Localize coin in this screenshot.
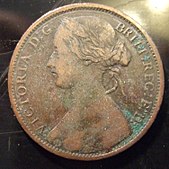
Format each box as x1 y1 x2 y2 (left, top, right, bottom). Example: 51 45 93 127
8 3 164 160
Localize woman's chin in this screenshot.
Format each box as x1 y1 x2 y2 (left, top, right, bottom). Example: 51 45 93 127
55 81 71 89
55 81 63 88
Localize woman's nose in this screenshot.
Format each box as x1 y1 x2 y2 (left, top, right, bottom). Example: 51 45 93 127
47 52 56 68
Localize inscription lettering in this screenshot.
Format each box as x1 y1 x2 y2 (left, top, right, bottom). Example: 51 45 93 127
18 66 27 71
115 22 125 33
28 37 40 48
20 98 29 105
36 125 46 134
140 98 152 111
122 27 133 37
115 22 134 38
25 109 34 117
23 107 46 135
42 25 52 35
20 55 31 66
17 85 27 96
144 82 154 91
115 21 147 55
31 117 39 124
143 61 153 71
145 73 154 81
130 34 137 42
15 31 52 137
16 55 32 106
16 74 26 84
129 53 155 124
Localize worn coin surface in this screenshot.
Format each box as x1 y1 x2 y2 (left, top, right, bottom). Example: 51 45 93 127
8 3 164 160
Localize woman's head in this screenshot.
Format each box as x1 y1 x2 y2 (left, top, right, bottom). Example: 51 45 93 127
47 16 131 92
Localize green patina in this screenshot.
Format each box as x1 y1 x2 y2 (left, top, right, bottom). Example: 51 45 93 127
143 54 151 61
112 109 150 150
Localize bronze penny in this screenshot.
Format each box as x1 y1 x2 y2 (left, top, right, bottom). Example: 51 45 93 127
8 3 164 160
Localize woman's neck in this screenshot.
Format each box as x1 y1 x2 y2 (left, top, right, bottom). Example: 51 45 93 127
70 73 107 110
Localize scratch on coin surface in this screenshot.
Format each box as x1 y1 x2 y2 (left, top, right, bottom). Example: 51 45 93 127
0 78 7 89
52 0 65 9
0 67 8 100
0 50 14 56
115 0 144 8
0 130 23 135
0 67 8 84
52 0 81 10
0 88 8 100
8 136 11 151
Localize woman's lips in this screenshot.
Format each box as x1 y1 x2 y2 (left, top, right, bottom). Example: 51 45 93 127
51 69 58 77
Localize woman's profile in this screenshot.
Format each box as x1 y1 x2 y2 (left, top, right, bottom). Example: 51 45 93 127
47 16 131 153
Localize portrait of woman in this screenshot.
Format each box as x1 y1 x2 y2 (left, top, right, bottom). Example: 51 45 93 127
47 16 131 153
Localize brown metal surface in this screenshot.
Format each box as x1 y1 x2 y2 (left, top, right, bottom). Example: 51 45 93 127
8 3 164 160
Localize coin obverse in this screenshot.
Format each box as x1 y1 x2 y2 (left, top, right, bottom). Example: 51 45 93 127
8 3 164 160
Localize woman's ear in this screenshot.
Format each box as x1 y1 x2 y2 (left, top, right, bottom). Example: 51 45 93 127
102 69 119 94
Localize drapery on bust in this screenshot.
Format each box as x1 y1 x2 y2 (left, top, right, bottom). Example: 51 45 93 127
47 16 131 153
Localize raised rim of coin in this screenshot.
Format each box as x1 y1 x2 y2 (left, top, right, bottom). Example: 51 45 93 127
8 3 164 160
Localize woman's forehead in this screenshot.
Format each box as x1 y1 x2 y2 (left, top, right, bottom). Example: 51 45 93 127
54 26 70 46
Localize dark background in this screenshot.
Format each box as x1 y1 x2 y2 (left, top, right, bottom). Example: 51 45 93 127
0 0 169 169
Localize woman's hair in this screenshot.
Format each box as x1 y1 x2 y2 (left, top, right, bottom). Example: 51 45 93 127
56 16 131 94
